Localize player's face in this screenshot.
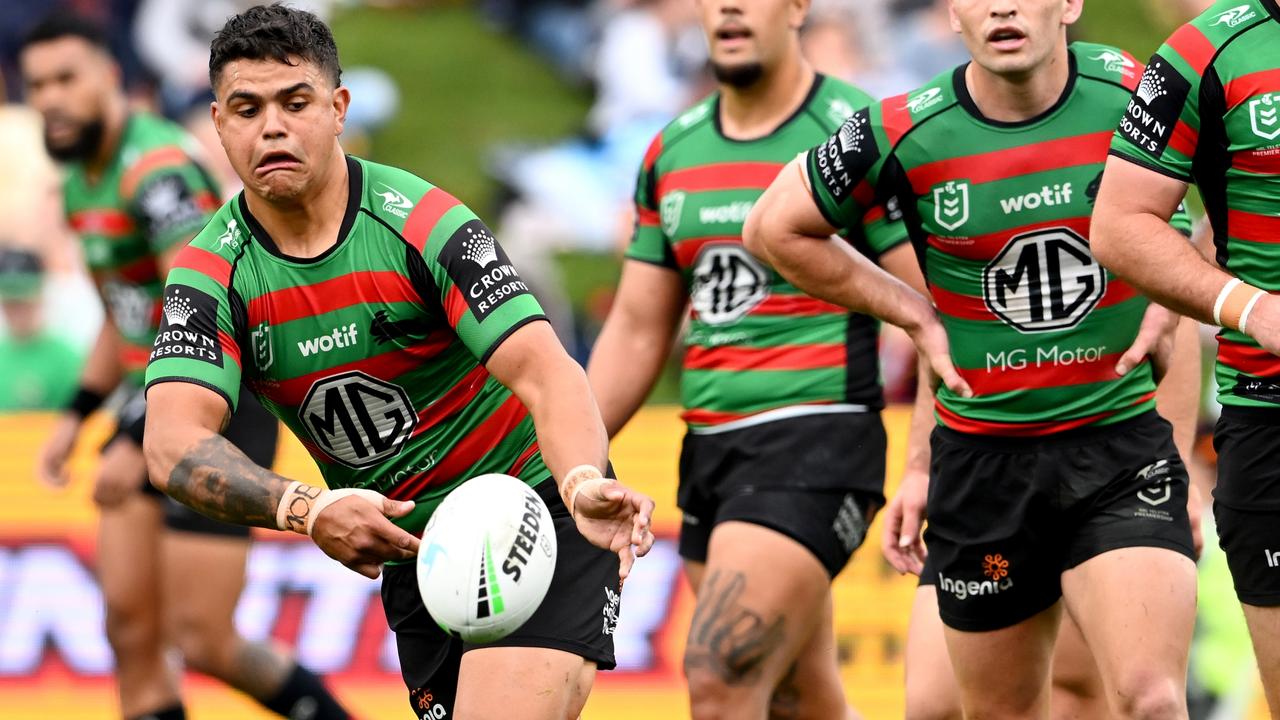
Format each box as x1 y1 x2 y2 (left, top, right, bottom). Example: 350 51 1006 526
20 37 115 162
697 0 809 87
949 0 1083 77
211 57 348 204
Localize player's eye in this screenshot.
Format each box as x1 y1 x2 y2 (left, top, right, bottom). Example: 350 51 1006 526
287 100 307 112
237 106 259 118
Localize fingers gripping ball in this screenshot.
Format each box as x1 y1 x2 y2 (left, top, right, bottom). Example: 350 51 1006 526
416 474 557 643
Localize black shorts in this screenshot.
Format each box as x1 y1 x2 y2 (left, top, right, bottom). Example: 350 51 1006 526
1213 408 1280 606
110 388 278 538
677 411 886 578
380 477 620 719
924 412 1195 632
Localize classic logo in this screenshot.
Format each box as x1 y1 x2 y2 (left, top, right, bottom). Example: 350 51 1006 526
299 371 416 468
826 97 855 125
677 103 710 128
1090 49 1136 77
690 244 769 325
250 320 273 371
1249 93 1280 141
660 191 686 237
216 219 242 252
933 181 970 232
374 183 414 219
983 228 1105 333
905 87 943 114
1212 4 1257 27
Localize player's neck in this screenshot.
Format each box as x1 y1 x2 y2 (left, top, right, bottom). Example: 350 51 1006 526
964 42 1071 124
718 53 814 141
244 148 350 258
84 97 129 182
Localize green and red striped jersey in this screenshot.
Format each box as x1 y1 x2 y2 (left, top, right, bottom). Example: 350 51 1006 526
1110 0 1280 411
627 75 907 430
144 156 550 533
62 113 221 384
807 43 1193 436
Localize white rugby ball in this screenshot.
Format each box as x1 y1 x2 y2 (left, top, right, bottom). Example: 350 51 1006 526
416 474 557 643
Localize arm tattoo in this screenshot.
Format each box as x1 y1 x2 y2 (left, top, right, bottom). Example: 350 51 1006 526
167 434 290 528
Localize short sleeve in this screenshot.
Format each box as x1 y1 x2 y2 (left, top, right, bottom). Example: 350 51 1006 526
805 106 886 232
1109 45 1203 181
624 133 678 269
1169 201 1195 237
860 195 909 258
126 150 219 255
405 191 547 363
145 243 243 411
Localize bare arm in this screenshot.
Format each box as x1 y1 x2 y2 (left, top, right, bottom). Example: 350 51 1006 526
144 382 418 578
487 320 655 579
1092 157 1280 351
587 261 686 437
745 159 970 397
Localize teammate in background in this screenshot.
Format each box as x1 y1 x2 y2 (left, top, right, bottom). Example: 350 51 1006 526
20 15 351 720
588 1 920 717
1091 0 1280 713
745 1 1201 718
141 6 654 720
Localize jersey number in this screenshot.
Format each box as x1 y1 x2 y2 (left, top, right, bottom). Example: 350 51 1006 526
982 228 1106 333
299 371 417 468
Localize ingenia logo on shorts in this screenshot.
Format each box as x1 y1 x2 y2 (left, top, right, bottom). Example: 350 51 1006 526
938 554 1013 600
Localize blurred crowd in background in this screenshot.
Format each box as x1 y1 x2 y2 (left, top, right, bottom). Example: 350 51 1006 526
0 0 1228 409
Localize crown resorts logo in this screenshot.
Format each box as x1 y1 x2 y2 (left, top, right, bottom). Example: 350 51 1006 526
163 288 198 327
1137 63 1170 105
461 225 499 267
838 112 867 153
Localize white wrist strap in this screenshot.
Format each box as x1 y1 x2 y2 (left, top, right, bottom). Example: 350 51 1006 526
306 488 386 536
1214 278 1243 326
1240 289 1267 335
276 481 385 536
562 465 605 518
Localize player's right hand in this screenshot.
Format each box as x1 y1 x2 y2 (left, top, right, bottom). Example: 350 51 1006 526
309 492 420 579
882 467 929 576
38 414 82 489
905 314 973 399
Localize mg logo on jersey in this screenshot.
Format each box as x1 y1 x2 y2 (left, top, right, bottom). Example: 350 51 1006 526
983 228 1105 333
250 321 273 371
690 245 768 325
374 183 414 218
933 181 970 231
300 371 417 468
1250 94 1280 141
905 87 943 114
1212 4 1257 27
660 191 685 237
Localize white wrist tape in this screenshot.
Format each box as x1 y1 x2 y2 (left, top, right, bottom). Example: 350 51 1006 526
561 465 605 518
276 481 386 536
1240 289 1267 335
1214 278 1243 326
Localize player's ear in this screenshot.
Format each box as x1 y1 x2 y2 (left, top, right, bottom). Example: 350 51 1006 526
332 85 350 137
210 100 223 133
948 0 962 34
1062 0 1084 26
790 0 811 30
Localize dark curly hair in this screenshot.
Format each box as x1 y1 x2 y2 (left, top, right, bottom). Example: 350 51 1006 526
209 3 342 89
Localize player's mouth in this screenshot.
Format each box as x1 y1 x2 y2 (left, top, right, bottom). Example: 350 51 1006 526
715 24 753 50
255 150 302 176
986 25 1028 52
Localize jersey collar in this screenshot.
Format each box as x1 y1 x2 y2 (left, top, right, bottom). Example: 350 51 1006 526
1264 0 1280 22
238 155 363 265
713 73 824 143
953 50 1078 130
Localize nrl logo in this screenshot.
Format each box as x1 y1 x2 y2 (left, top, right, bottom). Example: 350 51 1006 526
933 181 970 232
250 320 273 371
1249 93 1280 141
1212 4 1257 27
1090 50 1135 76
905 87 943 114
660 191 685 237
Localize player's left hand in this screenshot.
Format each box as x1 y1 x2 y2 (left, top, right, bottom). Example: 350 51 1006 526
94 436 147 508
570 476 656 583
1116 303 1179 380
